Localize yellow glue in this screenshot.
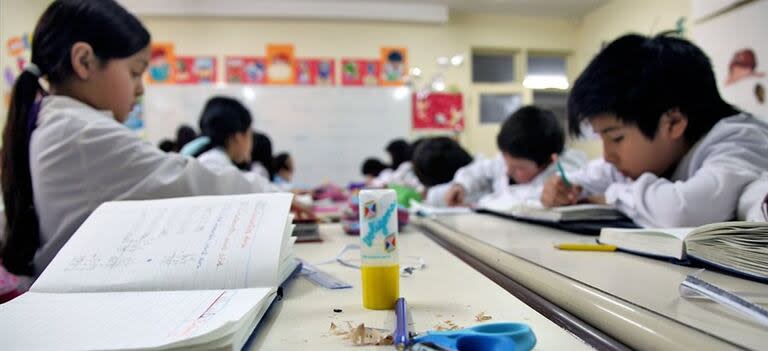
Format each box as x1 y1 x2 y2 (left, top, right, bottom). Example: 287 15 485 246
358 189 400 310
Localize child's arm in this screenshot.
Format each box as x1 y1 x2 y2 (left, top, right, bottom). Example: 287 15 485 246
447 155 502 205
541 159 626 207
606 161 759 228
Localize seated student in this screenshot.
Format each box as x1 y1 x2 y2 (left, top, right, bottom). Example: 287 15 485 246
361 158 390 185
0 0 301 277
370 138 423 191
250 132 274 179
411 137 474 206
272 152 294 191
196 97 276 189
541 34 768 228
444 106 586 207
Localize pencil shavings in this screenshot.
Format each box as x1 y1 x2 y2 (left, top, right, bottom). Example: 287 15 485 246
475 312 492 322
329 322 394 346
433 320 461 331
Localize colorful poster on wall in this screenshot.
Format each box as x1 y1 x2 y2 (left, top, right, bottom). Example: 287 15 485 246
412 92 464 131
5 34 30 57
380 47 407 86
266 44 295 84
175 56 217 84
225 56 267 84
3 32 31 108
147 43 175 84
295 58 335 86
341 59 380 86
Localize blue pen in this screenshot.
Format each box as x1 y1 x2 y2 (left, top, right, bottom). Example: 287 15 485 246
394 297 409 350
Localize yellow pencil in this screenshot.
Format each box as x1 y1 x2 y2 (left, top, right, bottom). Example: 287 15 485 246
555 243 617 251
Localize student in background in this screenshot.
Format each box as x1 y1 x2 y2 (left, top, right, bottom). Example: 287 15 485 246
175 124 197 152
370 138 422 191
361 158 389 185
541 34 768 228
250 131 274 180
0 0 301 277
412 137 474 206
444 106 586 207
272 152 294 191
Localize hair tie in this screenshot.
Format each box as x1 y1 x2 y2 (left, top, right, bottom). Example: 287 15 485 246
24 63 41 77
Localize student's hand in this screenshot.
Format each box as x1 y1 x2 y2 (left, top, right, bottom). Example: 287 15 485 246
541 175 582 207
445 184 467 207
291 199 316 221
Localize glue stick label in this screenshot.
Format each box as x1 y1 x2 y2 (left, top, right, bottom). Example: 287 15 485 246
359 189 399 266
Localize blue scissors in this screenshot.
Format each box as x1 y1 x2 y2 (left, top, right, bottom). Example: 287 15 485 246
408 322 536 351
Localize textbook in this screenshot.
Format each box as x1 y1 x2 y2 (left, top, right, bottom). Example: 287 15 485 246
476 200 638 235
0 193 299 350
599 221 768 282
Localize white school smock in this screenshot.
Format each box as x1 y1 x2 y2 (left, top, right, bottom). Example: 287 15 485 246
737 172 768 222
371 161 424 192
452 149 587 206
198 148 278 192
29 95 277 274
568 113 768 228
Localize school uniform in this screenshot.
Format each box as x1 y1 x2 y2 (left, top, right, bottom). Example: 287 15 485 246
371 161 424 192
452 149 587 206
569 113 768 228
251 162 270 180
29 95 276 274
738 172 768 222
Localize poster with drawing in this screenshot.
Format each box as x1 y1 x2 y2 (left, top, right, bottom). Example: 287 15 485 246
412 92 464 131
147 43 175 84
176 56 217 84
266 44 295 84
3 32 31 108
693 0 768 120
225 56 267 84
295 58 335 86
380 47 407 86
341 59 380 86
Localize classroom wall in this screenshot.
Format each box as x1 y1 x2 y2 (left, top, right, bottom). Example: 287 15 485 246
139 13 580 157
569 0 692 158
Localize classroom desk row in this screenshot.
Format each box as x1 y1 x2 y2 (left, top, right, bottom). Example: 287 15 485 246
247 223 594 350
414 214 768 351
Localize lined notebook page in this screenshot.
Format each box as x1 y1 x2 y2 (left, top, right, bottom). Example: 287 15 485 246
33 194 293 293
0 288 273 350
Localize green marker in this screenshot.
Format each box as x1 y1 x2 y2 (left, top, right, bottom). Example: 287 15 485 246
556 158 572 188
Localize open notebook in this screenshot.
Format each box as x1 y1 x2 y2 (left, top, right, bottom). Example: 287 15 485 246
483 200 626 222
600 221 768 282
0 193 299 350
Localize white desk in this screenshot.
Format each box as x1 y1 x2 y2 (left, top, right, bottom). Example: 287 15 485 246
247 224 593 350
418 214 768 351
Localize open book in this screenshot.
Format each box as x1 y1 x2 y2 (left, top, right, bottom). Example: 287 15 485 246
599 221 768 282
0 193 299 350
482 200 626 222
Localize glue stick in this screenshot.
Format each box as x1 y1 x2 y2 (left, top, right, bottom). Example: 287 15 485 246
358 189 400 310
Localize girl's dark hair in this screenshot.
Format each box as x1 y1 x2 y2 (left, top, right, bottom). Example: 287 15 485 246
272 152 292 177
412 137 473 187
1 0 150 276
252 132 275 179
386 139 412 169
361 157 389 177
199 96 252 149
175 124 197 150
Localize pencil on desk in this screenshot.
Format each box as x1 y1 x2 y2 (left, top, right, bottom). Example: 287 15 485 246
555 243 617 251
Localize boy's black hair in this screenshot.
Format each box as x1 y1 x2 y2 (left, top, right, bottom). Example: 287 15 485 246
568 34 739 141
361 158 389 177
412 137 473 187
496 105 564 167
386 139 412 169
1 0 150 276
